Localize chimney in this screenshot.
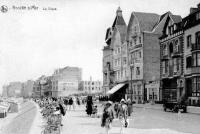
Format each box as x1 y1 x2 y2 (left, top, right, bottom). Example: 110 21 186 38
190 7 198 14
198 3 200 9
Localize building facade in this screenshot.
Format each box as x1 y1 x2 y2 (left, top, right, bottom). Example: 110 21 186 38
3 82 23 97
127 12 166 103
21 80 34 98
160 13 184 103
183 3 200 106
52 66 82 97
80 80 103 94
103 7 128 100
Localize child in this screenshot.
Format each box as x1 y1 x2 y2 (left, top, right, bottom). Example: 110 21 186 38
92 105 98 117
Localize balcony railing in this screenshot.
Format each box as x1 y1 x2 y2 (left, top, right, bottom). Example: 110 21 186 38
171 51 182 58
191 43 200 51
161 55 169 60
191 66 200 74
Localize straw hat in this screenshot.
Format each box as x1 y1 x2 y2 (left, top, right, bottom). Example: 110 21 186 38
120 99 125 103
106 101 112 105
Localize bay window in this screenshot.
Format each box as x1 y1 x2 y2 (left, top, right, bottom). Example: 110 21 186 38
192 52 200 66
173 58 177 73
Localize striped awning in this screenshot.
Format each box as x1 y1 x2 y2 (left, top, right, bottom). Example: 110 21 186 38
107 84 125 94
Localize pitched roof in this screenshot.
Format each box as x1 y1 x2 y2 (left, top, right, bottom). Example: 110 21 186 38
133 12 160 32
116 25 127 43
170 15 182 23
112 15 126 27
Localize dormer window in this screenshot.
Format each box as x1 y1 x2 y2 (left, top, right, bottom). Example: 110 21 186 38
166 26 169 35
196 12 200 20
174 24 177 31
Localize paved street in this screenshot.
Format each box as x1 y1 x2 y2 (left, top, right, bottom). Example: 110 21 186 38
61 104 200 134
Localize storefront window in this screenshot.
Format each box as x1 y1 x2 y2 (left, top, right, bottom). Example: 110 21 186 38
197 77 200 92
197 53 200 66
192 77 196 93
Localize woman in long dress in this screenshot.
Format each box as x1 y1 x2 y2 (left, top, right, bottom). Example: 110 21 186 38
101 101 114 134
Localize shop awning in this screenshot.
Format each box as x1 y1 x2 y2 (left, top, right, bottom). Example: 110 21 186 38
107 83 125 94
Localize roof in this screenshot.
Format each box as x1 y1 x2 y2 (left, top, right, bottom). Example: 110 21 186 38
112 16 126 27
116 25 127 43
133 12 160 32
170 15 182 23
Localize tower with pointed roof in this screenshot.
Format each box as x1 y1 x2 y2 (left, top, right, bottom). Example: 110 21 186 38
102 7 128 100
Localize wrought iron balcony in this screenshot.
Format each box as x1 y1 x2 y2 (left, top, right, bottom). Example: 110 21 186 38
191 66 200 74
191 43 200 51
171 51 182 58
161 55 169 60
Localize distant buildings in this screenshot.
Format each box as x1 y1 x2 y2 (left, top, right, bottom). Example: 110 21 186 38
79 78 103 94
21 80 34 98
51 66 82 97
32 75 52 98
2 82 23 97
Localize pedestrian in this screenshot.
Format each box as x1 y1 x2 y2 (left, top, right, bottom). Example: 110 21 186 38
101 101 114 134
72 96 76 110
64 98 69 110
69 97 73 111
117 99 128 134
86 96 93 116
114 102 119 118
127 98 133 116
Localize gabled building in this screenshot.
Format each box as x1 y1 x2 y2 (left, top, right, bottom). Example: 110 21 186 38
127 12 165 103
159 12 184 103
183 3 200 106
103 7 128 101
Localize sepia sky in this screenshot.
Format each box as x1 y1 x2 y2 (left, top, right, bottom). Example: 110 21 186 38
0 0 199 93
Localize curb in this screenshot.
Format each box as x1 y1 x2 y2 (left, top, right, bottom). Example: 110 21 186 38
29 101 43 134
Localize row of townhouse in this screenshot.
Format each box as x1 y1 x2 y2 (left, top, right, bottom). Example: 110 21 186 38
103 3 200 105
32 66 82 98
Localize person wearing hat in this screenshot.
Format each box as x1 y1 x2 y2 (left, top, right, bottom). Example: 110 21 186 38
101 101 114 134
117 99 128 134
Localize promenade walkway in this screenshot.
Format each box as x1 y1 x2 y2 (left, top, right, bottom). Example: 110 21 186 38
61 105 189 134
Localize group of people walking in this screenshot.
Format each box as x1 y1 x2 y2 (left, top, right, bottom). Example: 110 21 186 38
101 98 133 134
34 96 132 134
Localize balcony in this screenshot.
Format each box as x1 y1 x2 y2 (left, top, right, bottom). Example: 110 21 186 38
162 73 169 78
161 55 169 60
191 66 200 74
171 51 182 58
191 43 200 52
134 43 142 49
173 70 181 77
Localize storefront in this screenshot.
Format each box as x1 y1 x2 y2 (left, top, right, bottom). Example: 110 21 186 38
146 81 160 102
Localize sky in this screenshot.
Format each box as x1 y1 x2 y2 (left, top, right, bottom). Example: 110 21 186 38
0 0 199 93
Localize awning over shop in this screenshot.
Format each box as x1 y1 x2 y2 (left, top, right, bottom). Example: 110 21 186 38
107 83 125 95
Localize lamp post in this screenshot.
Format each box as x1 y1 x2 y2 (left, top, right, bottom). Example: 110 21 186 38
130 63 134 102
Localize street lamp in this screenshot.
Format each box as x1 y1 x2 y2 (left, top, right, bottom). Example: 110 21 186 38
130 63 134 102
